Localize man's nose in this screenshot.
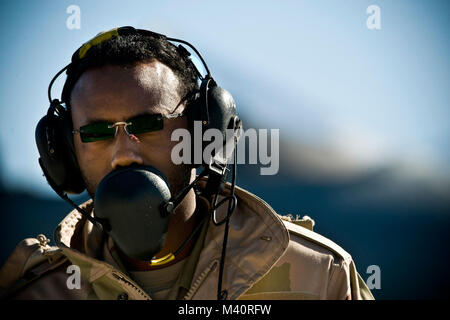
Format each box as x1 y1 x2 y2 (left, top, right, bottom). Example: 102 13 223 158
110 126 144 170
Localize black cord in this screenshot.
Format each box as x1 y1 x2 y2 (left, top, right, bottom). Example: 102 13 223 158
56 191 105 230
163 169 208 216
48 64 70 103
216 139 238 300
166 37 211 77
173 215 208 257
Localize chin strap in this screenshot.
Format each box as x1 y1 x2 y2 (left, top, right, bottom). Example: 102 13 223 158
56 190 110 231
38 154 109 232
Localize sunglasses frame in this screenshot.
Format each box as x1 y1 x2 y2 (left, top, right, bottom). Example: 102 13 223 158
72 112 184 143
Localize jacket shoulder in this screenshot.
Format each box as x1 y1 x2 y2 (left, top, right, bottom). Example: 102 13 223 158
278 214 352 262
0 234 67 298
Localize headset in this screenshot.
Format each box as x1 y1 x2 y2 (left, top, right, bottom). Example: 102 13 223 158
36 26 241 196
35 26 242 300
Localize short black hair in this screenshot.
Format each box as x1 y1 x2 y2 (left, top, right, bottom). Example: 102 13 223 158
61 32 199 105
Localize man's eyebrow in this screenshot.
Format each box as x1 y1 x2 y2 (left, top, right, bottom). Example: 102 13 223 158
126 111 160 120
81 118 113 126
83 111 160 125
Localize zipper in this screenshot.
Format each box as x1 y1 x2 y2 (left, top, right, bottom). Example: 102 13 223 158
111 272 152 300
183 259 219 300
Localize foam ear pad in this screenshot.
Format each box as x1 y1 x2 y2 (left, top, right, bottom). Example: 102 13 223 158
35 107 85 194
206 86 237 135
186 80 237 168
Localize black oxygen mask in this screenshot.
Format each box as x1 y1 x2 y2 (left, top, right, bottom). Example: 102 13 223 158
93 165 172 261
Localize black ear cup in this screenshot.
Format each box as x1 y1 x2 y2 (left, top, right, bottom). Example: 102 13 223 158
35 103 85 194
207 85 238 134
186 78 239 168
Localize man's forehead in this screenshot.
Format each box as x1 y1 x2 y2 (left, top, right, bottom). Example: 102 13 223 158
70 61 181 122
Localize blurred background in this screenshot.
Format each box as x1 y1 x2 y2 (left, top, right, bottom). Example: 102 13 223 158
0 0 449 299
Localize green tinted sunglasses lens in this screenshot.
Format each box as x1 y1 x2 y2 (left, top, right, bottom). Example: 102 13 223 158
77 114 170 143
79 122 115 142
126 114 164 134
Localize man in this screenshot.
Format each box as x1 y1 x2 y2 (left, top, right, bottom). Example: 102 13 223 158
0 27 373 300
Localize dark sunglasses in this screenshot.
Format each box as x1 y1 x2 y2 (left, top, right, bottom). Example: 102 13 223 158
72 112 184 143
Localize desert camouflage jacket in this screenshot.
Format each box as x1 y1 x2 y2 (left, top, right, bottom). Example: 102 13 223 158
0 182 374 300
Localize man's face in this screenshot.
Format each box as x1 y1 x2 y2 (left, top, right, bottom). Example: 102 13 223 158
70 61 192 198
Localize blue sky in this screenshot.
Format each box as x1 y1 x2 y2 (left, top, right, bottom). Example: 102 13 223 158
0 0 448 197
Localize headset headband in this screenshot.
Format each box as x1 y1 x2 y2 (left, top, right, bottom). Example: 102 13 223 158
48 26 211 105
